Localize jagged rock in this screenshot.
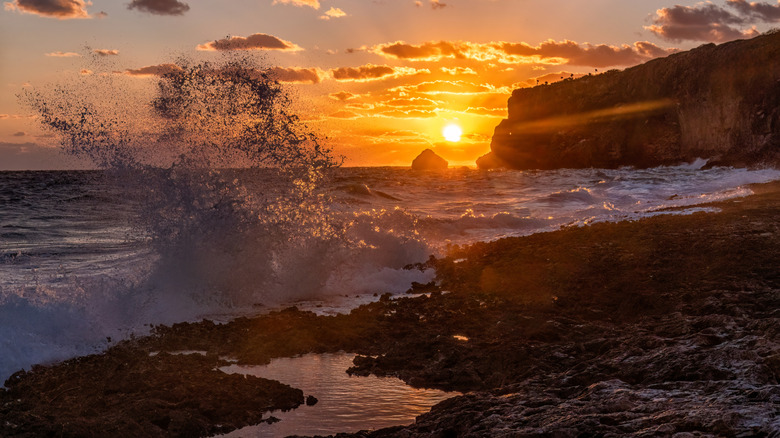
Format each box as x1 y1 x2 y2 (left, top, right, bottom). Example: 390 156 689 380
488 32 780 170
411 149 448 171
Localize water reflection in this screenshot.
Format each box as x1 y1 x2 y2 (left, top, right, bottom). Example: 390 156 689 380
217 352 457 437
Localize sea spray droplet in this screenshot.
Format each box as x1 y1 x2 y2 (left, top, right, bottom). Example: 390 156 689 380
23 55 346 307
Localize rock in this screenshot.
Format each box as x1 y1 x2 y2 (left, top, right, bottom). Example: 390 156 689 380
475 152 507 170
305 395 318 406
411 149 448 171
489 32 780 170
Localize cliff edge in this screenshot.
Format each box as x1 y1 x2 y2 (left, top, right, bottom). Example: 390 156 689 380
482 32 780 169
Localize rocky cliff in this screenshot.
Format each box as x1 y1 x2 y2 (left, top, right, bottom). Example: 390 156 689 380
481 32 780 169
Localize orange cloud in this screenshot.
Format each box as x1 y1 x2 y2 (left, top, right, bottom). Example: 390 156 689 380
273 0 319 9
127 0 189 15
4 0 91 19
267 66 323 84
123 63 183 77
45 51 81 57
440 66 477 75
196 33 303 52
393 80 506 95
373 39 675 68
93 49 119 56
330 64 428 82
320 6 346 20
329 110 361 119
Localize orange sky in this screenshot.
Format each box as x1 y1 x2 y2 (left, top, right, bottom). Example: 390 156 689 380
1 0 778 168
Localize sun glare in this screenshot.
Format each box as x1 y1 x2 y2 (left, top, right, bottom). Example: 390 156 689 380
443 124 462 142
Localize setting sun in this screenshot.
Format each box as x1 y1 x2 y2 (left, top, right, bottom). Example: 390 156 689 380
443 124 463 142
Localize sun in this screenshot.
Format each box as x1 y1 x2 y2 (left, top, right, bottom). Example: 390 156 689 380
442 124 462 142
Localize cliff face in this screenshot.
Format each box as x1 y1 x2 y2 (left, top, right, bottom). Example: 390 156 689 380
483 32 780 169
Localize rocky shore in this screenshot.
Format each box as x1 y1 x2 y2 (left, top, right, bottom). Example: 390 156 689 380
2 182 780 437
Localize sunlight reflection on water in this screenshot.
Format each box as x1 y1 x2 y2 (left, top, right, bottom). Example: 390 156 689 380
217 352 458 437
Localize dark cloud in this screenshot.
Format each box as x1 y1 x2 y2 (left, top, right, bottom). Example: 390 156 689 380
123 63 183 77
645 2 777 42
331 65 396 81
728 0 780 21
197 33 302 52
375 41 466 61
4 0 91 19
266 67 323 84
329 65 428 82
127 0 190 16
496 40 676 67
329 91 357 101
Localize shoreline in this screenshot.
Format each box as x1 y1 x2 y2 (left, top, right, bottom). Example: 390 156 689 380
2 181 779 436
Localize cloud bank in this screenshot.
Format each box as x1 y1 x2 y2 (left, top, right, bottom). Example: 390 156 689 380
646 0 780 42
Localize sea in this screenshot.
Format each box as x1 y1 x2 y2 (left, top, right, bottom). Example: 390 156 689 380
2 163 779 385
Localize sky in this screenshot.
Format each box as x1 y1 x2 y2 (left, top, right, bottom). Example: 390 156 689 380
1 0 779 169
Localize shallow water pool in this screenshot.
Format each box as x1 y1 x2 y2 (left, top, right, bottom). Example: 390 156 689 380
217 352 457 437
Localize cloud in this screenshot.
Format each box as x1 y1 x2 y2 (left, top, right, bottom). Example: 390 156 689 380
45 51 81 57
93 49 119 56
267 67 323 84
374 41 469 61
196 33 303 52
373 39 676 68
320 6 346 20
645 2 773 42
728 0 780 21
330 64 428 82
123 63 183 77
440 66 477 75
496 40 677 67
273 0 319 9
328 110 361 119
127 0 189 16
415 0 446 9
329 91 357 101
4 0 91 19
391 80 506 95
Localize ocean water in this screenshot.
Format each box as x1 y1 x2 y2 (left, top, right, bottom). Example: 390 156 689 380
1 164 779 383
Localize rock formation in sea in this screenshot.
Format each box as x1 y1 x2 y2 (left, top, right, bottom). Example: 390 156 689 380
411 149 448 171
480 31 780 170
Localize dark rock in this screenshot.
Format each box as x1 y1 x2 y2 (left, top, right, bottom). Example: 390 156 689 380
411 149 448 171
306 395 318 406
488 32 780 170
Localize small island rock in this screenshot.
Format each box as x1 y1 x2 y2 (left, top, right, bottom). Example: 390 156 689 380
411 149 448 171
